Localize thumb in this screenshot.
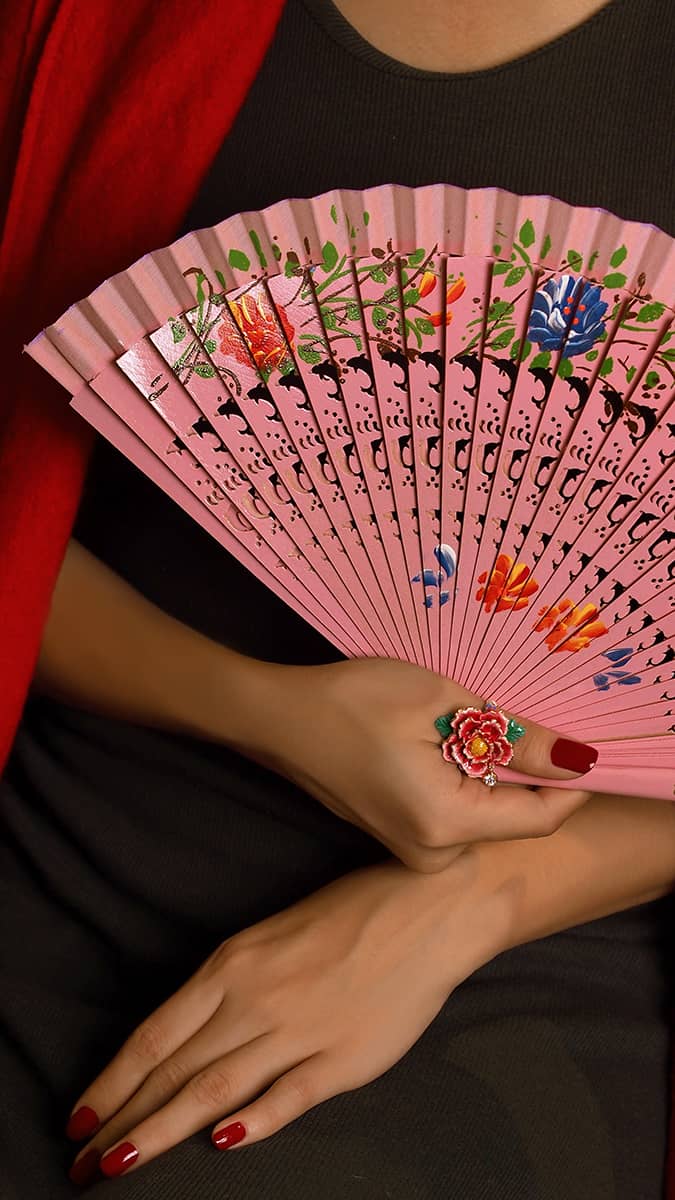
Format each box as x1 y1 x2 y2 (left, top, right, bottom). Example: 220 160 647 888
503 711 599 781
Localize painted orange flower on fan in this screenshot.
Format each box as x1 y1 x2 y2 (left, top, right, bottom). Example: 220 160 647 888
414 272 466 325
430 275 466 326
534 599 608 652
218 288 295 374
476 553 539 612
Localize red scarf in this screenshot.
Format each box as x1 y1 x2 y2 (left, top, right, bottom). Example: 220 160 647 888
1 5 674 1184
0 0 285 765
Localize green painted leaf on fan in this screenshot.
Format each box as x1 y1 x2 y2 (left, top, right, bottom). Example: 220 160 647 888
284 260 296 278
488 299 514 319
321 306 337 330
271 243 282 261
492 261 510 275
403 288 420 306
530 351 551 369
509 337 531 362
382 286 399 303
539 233 552 258
297 345 322 365
587 249 599 271
609 244 627 268
599 355 614 377
585 349 599 361
228 248 250 272
346 302 360 321
567 249 583 272
625 365 637 381
170 321 186 344
504 265 527 287
557 357 574 379
485 300 511 319
603 272 627 288
407 248 426 266
491 327 515 349
204 339 216 353
370 267 388 284
492 244 502 256
248 230 267 269
321 241 339 272
636 302 666 323
416 317 435 335
363 211 370 225
519 219 535 248
644 370 660 388
661 348 675 361
215 269 227 289
433 714 453 739
194 363 216 378
371 306 388 329
330 204 338 224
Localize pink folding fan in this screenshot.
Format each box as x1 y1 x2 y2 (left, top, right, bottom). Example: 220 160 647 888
27 184 675 800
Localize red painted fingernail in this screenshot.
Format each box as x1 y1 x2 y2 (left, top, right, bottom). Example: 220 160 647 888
100 1141 139 1177
551 738 598 774
66 1105 100 1142
212 1121 247 1150
68 1148 101 1187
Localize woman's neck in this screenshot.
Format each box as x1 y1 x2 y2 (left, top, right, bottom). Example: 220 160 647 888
329 0 614 72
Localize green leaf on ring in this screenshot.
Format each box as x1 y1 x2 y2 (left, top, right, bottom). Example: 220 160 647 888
434 714 454 739
506 718 526 744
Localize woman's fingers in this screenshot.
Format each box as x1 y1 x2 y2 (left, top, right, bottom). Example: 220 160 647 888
66 968 222 1141
211 1053 335 1150
69 1011 262 1183
453 775 591 843
501 713 598 781
78 1037 304 1179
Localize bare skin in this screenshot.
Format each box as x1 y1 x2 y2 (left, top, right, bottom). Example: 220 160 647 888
332 0 613 73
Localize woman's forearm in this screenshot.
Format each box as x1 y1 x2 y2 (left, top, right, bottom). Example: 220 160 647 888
469 791 675 951
34 539 277 753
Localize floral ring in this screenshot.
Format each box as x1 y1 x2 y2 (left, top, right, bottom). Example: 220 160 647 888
434 701 525 787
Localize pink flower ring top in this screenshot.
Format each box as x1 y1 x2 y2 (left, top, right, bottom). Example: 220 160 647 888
434 703 526 787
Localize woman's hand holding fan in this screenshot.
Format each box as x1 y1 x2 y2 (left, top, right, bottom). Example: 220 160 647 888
261 657 595 872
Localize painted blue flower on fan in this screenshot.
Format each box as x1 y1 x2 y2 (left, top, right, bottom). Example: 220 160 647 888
527 276 608 358
412 544 456 608
593 647 642 692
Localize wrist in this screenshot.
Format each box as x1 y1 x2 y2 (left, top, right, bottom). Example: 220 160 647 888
390 846 518 984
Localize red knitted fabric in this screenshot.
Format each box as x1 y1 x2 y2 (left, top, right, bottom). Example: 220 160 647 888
0 0 285 766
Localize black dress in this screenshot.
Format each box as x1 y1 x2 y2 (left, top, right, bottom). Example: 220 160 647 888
2 2 674 1197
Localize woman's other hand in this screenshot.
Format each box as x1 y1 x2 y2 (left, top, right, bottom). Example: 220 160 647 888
66 851 509 1184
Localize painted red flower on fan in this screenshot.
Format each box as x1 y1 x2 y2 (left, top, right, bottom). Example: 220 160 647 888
476 553 539 612
534 599 608 652
218 289 295 373
442 706 514 777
